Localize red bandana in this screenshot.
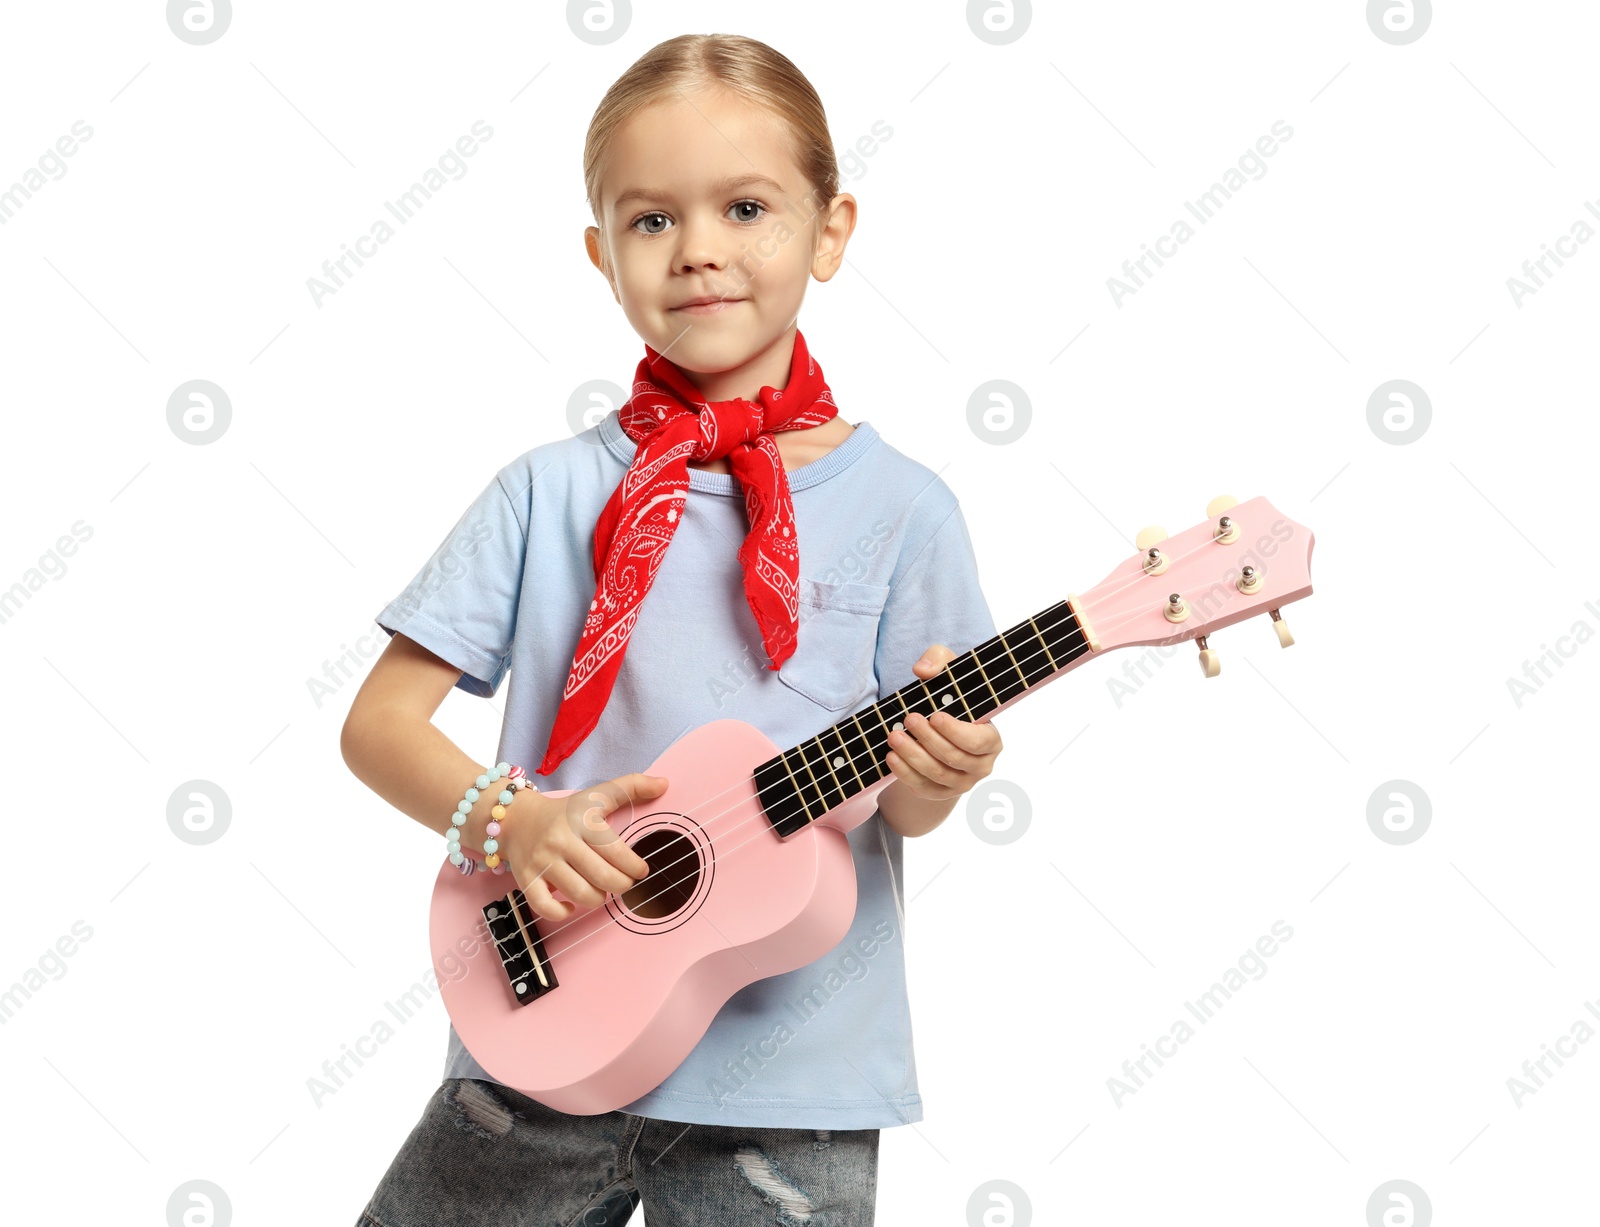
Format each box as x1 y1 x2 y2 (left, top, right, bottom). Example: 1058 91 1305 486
536 330 838 776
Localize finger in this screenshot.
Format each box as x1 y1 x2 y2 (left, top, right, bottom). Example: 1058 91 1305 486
885 746 958 798
589 833 652 881
569 837 648 895
574 797 648 872
924 710 1001 757
544 860 607 911
898 711 985 775
570 774 668 843
886 721 964 788
572 784 655 878
912 644 954 674
613 771 671 805
513 867 571 923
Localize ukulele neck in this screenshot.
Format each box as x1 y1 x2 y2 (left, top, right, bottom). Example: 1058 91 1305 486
754 598 1093 837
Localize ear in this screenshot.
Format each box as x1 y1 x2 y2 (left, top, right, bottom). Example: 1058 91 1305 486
585 226 619 303
809 193 858 283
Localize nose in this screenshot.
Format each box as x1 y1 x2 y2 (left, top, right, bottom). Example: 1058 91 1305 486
673 208 728 275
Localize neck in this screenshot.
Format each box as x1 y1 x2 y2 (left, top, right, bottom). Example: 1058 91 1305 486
669 327 799 404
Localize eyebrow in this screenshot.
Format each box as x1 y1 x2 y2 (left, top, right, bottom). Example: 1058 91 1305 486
611 173 786 216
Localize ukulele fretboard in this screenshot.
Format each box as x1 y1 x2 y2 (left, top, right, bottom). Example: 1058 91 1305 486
754 599 1090 836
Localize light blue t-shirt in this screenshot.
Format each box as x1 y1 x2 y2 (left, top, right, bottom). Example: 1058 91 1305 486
375 408 997 1129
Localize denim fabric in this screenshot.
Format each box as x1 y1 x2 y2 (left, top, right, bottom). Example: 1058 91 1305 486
356 1077 880 1226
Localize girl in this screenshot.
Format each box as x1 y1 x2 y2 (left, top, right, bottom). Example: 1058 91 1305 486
343 33 1004 1226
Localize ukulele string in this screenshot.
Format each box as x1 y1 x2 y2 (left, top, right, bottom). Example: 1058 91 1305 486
496 526 1269 948
523 587 1188 955
505 530 1270 952
519 519 1248 911
492 536 1262 958
495 594 1091 934
537 518 1242 896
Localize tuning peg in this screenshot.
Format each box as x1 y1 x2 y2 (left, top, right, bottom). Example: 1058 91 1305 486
1206 494 1238 519
1236 565 1262 594
1196 634 1220 677
1135 525 1167 552
1269 608 1294 647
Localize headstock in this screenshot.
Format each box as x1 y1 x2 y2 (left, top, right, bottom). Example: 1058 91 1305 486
1067 494 1314 676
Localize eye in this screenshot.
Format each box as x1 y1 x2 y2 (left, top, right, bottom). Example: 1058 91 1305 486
627 200 769 235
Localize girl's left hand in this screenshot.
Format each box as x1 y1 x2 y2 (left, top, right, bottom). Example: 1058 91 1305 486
884 644 1004 801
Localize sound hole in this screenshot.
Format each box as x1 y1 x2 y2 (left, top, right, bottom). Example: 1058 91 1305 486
620 828 699 919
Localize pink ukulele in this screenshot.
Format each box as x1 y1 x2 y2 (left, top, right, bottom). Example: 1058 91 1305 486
430 494 1314 1113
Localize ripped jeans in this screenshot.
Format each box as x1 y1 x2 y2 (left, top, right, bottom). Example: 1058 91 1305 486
355 1077 880 1227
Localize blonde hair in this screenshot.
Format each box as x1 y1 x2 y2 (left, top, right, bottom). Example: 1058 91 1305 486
583 34 841 246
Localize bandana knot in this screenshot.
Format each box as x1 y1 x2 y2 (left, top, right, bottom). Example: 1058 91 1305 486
536 330 838 776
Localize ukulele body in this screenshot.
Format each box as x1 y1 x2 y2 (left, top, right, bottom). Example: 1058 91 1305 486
428 717 892 1115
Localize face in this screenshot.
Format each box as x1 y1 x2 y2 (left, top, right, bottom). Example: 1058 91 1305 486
585 86 857 399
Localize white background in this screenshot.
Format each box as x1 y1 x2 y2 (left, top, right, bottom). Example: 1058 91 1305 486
2 2 1595 1224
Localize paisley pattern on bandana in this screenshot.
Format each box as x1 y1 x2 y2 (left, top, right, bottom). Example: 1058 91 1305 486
537 330 838 776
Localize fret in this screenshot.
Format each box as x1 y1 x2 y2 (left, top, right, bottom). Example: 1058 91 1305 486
869 697 895 744
894 684 936 727
886 688 910 729
996 627 1033 695
1028 612 1061 675
809 729 851 814
945 646 992 719
962 639 1004 710
848 710 882 786
1006 623 1044 690
756 600 1093 839
973 636 1025 706
918 670 964 722
754 752 810 837
765 749 815 837
867 689 917 793
860 700 896 792
775 747 816 825
788 741 837 822
828 721 867 792
1009 623 1042 688
1035 600 1082 678
944 663 976 720
1014 611 1061 688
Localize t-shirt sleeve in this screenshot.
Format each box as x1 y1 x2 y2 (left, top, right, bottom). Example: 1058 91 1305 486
373 469 529 698
874 502 999 701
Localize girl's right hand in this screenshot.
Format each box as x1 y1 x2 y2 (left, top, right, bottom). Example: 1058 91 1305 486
501 772 664 921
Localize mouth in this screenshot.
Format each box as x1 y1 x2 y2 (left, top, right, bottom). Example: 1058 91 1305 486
670 297 747 314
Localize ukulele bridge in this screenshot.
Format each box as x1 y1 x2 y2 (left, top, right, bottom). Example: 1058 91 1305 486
483 893 558 1007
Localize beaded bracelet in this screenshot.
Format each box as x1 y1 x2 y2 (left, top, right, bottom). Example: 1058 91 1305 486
446 761 538 877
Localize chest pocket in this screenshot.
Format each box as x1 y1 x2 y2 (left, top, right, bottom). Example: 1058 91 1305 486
776 577 892 711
